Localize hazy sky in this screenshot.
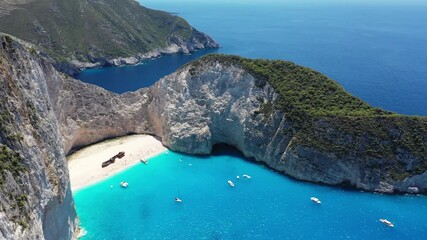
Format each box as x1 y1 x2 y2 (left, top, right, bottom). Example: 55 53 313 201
141 0 427 5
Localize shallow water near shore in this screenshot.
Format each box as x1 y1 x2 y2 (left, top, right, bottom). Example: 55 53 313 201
74 147 427 240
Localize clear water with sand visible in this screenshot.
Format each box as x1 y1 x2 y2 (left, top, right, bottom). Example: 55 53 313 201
74 147 427 240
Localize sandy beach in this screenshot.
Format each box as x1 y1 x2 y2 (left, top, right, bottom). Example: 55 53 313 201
67 134 166 191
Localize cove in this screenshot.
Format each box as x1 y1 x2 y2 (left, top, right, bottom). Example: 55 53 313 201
73 146 427 240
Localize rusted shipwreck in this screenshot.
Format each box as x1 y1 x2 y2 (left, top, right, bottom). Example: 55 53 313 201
102 151 125 168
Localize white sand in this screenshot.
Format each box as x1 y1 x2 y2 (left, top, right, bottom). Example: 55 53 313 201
67 134 166 191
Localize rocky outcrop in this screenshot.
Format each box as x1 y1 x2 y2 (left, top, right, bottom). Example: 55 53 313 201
54 28 219 76
0 35 77 239
145 60 427 194
54 56 427 194
0 0 219 76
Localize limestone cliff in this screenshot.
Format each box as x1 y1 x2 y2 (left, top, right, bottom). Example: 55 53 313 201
0 35 77 239
1 34 426 239
146 57 427 194
56 55 427 194
0 35 427 239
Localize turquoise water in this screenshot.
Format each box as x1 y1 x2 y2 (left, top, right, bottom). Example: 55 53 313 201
76 2 427 116
74 2 427 239
74 147 427 240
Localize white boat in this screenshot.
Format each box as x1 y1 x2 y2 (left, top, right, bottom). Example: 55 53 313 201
120 181 129 188
174 197 182 203
243 174 252 179
228 180 235 187
310 197 321 204
236 175 240 179
379 219 394 227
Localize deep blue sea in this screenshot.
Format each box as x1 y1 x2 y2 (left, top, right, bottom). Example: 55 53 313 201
76 1 427 116
74 148 427 240
73 2 427 239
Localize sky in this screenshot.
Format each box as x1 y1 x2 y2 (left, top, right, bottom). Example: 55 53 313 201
141 0 427 6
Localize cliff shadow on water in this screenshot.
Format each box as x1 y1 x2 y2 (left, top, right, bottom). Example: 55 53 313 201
211 143 247 158
209 143 370 195
210 143 422 195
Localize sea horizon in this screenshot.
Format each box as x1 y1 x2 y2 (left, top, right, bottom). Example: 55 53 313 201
77 1 427 116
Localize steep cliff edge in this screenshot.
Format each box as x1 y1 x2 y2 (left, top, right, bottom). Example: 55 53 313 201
147 56 427 194
0 0 219 75
0 35 77 239
1 34 426 238
54 54 427 194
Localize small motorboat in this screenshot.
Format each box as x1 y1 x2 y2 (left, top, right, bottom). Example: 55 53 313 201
243 174 252 179
379 219 394 228
174 197 182 203
236 175 240 179
228 180 235 187
120 181 129 188
310 197 321 204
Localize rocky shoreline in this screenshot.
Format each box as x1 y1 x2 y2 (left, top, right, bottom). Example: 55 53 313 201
0 0 220 77
54 28 220 76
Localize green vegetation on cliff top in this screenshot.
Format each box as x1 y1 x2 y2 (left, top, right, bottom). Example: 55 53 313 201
0 0 198 63
196 54 393 117
192 55 427 178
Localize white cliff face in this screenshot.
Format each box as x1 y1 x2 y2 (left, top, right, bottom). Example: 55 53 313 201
149 63 403 193
54 58 427 194
152 62 427 194
0 35 77 239
1 34 426 240
149 62 281 156
55 77 154 154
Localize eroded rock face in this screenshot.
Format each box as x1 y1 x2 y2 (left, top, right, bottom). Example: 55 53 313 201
1 32 426 240
146 63 427 194
0 35 77 239
55 58 427 194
